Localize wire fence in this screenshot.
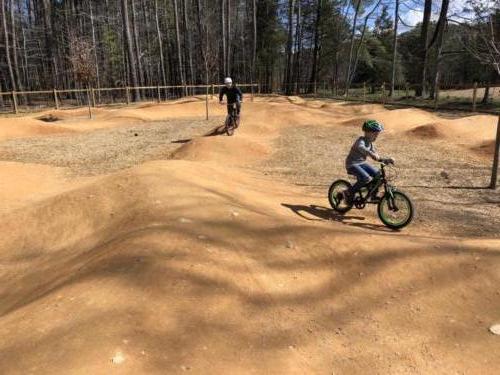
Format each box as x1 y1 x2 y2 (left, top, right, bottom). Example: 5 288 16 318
0 84 259 114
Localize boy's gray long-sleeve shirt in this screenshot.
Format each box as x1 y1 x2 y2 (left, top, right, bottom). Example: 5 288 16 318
345 136 378 168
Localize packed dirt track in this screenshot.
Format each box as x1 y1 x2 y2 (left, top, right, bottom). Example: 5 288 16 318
0 97 499 374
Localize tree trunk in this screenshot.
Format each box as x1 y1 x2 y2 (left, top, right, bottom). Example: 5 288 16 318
310 0 322 92
89 1 100 92
390 0 399 97
345 0 362 96
482 84 491 104
41 0 57 89
284 0 295 95
252 0 257 82
293 1 302 93
172 0 186 94
131 0 144 88
221 0 226 77
182 0 194 86
430 20 447 100
416 0 432 97
2 0 17 91
9 0 23 93
491 115 500 189
155 0 167 87
227 0 231 75
121 0 141 100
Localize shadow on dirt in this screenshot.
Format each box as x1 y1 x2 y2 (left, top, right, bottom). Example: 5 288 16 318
281 203 394 233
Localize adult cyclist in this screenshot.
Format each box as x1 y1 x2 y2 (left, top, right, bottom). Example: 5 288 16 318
219 77 243 118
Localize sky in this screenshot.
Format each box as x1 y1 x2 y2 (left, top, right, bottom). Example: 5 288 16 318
399 0 471 28
357 0 484 33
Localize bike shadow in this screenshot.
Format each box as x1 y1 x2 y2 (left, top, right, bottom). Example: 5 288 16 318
172 125 227 144
281 203 396 233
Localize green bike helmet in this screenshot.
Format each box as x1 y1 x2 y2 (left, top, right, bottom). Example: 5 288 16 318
362 119 384 132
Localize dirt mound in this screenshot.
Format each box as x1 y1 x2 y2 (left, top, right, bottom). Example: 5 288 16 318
0 118 74 141
287 96 306 104
171 135 270 164
321 102 387 116
407 123 444 138
2 96 500 374
471 139 496 156
37 114 61 122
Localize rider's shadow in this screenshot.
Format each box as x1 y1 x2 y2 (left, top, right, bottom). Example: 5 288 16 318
281 203 394 232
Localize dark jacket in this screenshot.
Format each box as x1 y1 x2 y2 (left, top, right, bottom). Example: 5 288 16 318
219 86 243 104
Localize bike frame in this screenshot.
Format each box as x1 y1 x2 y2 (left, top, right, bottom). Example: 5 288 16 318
226 103 239 129
354 164 395 205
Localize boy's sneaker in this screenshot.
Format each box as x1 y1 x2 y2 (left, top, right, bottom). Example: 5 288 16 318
340 190 353 205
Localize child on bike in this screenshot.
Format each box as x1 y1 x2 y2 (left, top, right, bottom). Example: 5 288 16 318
219 77 243 116
343 120 394 202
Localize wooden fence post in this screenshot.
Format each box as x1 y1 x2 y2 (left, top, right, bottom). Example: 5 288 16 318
381 83 386 104
251 83 255 102
472 82 478 111
434 78 440 111
363 82 366 101
157 85 161 103
205 86 209 120
87 89 92 119
125 87 130 105
12 91 18 114
490 114 500 189
405 82 409 98
53 89 59 110
90 87 96 107
211 84 214 99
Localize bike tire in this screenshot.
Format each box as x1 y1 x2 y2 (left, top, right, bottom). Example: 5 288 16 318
225 117 234 136
377 191 414 229
328 179 353 213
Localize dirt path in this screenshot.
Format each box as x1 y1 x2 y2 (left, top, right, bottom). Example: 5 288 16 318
0 118 221 176
261 124 500 238
0 98 499 374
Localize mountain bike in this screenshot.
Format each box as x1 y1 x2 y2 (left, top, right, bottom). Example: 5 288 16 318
328 162 414 229
224 102 240 136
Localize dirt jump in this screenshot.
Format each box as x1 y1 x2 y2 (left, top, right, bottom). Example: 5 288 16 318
0 97 499 374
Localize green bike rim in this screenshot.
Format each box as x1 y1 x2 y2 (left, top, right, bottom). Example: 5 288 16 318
379 193 412 227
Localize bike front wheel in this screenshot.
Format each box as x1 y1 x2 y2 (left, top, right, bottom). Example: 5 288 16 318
328 179 353 213
225 117 235 136
377 191 414 229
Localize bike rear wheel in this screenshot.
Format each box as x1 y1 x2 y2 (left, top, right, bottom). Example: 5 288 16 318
225 117 235 136
328 179 353 213
377 191 414 229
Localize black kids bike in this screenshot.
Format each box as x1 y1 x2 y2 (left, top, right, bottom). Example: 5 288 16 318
224 102 240 136
328 162 414 229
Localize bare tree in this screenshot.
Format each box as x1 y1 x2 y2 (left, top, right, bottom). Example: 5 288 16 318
452 0 500 188
121 0 140 100
172 0 186 94
416 0 432 97
1 0 16 91
221 0 227 77
390 0 399 97
68 34 96 117
155 0 167 87
284 0 295 95
310 0 323 92
345 0 362 97
89 1 100 94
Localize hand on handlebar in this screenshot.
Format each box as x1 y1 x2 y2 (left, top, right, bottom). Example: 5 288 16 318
382 157 395 165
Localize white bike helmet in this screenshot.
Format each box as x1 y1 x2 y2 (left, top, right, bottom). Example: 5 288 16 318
224 77 233 87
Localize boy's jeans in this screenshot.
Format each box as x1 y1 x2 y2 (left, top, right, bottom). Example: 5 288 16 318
347 162 379 195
